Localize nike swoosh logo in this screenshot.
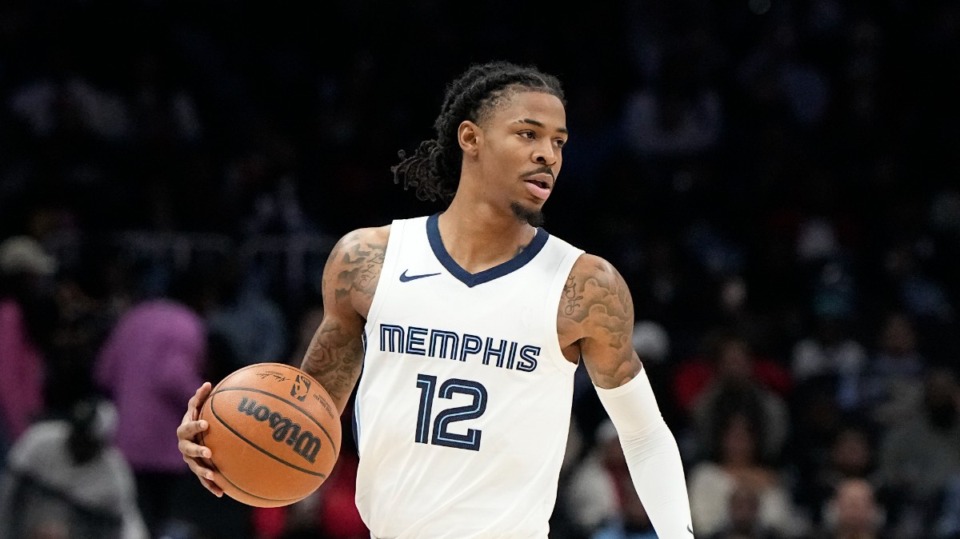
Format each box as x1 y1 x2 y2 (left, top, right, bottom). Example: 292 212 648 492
399 269 441 282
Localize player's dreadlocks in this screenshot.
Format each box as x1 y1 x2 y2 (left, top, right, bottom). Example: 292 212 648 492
391 61 565 203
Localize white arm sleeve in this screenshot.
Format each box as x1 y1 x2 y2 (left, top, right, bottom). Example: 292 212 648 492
594 369 694 539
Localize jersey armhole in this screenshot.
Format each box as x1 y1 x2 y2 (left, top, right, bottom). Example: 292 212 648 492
364 220 402 334
541 248 585 375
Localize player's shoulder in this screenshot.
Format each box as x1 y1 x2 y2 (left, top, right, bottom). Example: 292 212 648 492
324 225 391 276
557 251 633 342
331 225 390 255
336 224 391 247
540 228 624 287
568 251 624 286
334 212 437 248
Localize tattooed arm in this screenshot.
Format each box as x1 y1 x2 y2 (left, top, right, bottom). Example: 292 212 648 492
176 226 389 496
559 253 642 389
300 226 388 413
560 254 694 538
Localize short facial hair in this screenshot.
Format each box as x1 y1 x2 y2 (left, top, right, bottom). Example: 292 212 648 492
510 202 545 227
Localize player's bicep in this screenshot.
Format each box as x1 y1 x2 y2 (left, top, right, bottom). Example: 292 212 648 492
569 255 642 389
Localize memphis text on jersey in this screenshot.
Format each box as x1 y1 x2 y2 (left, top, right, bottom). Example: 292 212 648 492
379 323 540 372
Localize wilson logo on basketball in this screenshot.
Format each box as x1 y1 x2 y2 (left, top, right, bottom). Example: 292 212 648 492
237 397 322 464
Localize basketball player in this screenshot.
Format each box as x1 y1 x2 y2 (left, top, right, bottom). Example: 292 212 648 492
177 61 694 538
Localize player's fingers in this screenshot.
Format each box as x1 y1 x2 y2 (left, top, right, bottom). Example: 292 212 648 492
186 382 213 421
199 475 224 497
178 436 211 460
177 420 211 462
176 417 209 442
182 453 212 477
182 456 223 497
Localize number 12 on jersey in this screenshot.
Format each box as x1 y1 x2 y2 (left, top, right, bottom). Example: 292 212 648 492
415 374 488 451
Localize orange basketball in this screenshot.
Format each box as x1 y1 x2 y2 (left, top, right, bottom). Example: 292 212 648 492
198 362 341 507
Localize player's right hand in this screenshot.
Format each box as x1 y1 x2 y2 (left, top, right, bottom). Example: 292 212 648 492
176 382 224 497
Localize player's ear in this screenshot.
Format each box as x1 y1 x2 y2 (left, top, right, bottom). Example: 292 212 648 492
458 120 480 156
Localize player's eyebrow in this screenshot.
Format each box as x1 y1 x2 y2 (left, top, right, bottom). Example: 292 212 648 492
516 118 568 135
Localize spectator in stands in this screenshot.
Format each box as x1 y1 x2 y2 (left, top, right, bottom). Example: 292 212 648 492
795 424 881 530
93 270 209 537
688 412 800 537
688 331 791 463
588 424 659 539
790 313 867 392
0 235 58 460
204 253 289 369
854 312 928 430
706 482 785 539
0 396 148 539
816 478 887 539
563 419 628 537
876 366 960 536
621 38 724 160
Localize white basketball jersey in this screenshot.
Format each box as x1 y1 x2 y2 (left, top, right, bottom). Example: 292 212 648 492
354 214 584 539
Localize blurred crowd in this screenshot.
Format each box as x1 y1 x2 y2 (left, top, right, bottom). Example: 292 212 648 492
1 0 959 538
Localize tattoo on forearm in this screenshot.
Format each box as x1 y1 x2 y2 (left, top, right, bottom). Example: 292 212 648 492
301 318 364 409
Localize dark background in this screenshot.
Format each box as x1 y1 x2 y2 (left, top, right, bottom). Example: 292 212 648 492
1 0 959 538
2 1 958 345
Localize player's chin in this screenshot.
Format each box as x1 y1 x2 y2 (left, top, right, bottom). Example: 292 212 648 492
510 201 545 227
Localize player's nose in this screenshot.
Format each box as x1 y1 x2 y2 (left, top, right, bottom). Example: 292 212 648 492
532 141 558 167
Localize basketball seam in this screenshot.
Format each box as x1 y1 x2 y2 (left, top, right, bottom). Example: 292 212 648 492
215 363 339 453
216 469 308 504
213 386 340 454
209 389 334 477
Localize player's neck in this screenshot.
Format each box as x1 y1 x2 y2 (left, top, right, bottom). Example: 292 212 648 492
436 201 537 274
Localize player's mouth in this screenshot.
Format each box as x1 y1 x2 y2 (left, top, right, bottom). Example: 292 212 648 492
523 173 553 201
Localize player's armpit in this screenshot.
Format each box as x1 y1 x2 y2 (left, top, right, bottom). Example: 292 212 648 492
562 253 641 389
300 226 389 414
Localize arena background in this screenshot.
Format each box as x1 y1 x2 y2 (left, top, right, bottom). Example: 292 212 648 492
1 1 959 538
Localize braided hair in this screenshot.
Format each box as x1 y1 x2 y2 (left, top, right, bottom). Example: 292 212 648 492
391 61 565 203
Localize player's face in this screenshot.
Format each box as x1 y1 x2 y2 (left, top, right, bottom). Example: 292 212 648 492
478 91 568 224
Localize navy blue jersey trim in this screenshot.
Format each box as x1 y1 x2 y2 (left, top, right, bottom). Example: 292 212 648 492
426 212 549 288
352 396 361 452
